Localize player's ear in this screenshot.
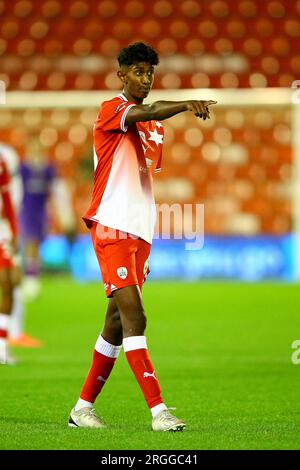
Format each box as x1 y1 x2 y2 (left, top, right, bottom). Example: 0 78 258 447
117 70 126 85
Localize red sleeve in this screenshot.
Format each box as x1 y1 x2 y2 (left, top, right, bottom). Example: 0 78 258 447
0 159 9 187
97 99 136 132
0 160 17 236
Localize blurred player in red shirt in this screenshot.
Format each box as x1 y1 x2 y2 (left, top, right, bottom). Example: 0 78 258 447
69 42 216 431
0 142 42 348
0 155 18 364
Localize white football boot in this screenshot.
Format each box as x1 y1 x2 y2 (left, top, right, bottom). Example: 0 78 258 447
68 407 106 429
152 409 186 432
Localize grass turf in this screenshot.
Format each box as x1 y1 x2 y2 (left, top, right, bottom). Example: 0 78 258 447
0 277 299 450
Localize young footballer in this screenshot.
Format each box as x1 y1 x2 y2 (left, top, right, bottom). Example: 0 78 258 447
69 42 216 431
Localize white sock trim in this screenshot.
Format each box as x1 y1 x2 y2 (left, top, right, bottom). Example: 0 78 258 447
151 403 168 418
0 338 7 364
0 314 9 330
9 287 24 339
75 398 93 411
95 335 122 358
123 335 147 352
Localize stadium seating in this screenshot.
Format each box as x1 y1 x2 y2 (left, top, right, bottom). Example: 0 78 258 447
0 0 300 91
0 0 296 236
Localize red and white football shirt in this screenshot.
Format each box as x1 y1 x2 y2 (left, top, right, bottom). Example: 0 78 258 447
83 93 164 244
0 156 17 237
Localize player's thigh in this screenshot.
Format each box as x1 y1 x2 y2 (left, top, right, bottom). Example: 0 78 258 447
0 267 13 290
112 284 145 325
104 297 120 324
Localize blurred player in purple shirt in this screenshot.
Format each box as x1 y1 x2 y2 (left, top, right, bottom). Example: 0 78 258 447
20 139 56 301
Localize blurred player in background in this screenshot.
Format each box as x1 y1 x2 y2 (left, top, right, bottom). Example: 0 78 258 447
0 154 18 364
20 137 56 301
69 42 216 431
0 143 39 349
20 137 75 303
0 142 44 348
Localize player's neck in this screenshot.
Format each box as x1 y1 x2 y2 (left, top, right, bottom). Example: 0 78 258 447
122 90 143 105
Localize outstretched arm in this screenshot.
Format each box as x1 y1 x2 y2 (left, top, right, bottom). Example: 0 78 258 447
125 100 217 125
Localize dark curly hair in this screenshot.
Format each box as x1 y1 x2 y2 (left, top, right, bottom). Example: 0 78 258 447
117 42 159 67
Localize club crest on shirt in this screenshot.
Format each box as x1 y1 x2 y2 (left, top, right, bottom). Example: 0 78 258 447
117 267 128 279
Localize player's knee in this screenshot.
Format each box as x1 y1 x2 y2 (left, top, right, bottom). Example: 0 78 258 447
135 308 147 332
109 310 122 329
123 307 147 335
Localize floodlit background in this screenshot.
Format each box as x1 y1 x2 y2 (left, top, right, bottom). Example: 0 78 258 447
0 0 300 451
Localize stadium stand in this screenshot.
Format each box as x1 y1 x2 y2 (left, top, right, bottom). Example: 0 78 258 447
0 0 298 235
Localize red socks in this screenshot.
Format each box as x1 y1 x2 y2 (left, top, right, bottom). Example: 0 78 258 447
78 335 164 413
79 336 122 403
123 336 164 409
80 350 116 402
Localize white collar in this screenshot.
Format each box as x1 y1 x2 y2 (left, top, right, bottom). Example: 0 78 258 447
118 93 128 102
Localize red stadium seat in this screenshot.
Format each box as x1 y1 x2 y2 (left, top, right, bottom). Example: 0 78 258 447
69 1 90 19
13 0 33 18
124 1 145 18
41 1 62 19
153 0 173 18
97 1 118 17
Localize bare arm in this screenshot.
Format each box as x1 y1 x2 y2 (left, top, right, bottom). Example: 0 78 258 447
125 100 217 125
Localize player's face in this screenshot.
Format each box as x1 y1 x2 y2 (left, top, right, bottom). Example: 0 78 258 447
119 62 155 103
26 140 47 167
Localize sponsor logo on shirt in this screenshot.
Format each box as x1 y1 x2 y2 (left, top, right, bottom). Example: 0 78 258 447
115 103 127 114
117 267 128 280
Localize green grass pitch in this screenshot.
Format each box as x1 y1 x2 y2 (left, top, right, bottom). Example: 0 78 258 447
0 276 299 450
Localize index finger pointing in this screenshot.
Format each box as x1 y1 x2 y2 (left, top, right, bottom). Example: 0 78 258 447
205 100 218 106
